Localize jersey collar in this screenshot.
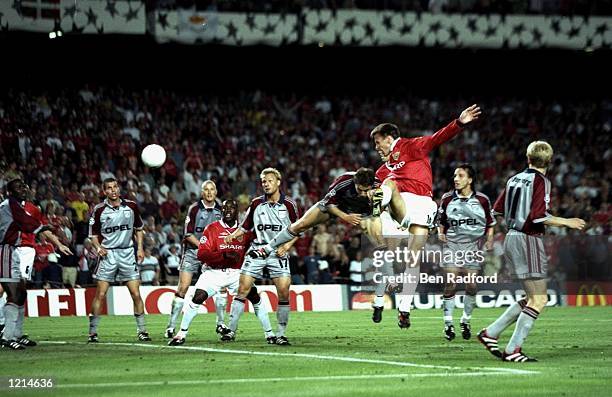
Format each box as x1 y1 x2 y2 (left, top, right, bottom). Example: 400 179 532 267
453 190 475 199
265 192 285 206
390 137 401 151
200 200 218 211
104 197 125 208
220 219 237 229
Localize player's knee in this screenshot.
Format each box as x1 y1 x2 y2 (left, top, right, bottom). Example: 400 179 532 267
192 289 208 305
443 282 457 295
176 285 189 297
15 290 27 305
530 294 548 311
237 285 251 299
276 289 290 301
246 286 260 304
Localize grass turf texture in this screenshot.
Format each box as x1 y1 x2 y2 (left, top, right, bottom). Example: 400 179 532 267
2 306 611 397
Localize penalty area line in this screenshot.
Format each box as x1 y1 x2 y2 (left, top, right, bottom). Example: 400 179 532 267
40 341 539 376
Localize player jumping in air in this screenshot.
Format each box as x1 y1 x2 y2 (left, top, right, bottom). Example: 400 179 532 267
437 164 495 341
477 141 585 362
369 104 482 329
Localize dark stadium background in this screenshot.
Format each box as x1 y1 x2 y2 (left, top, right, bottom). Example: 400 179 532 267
4 32 610 97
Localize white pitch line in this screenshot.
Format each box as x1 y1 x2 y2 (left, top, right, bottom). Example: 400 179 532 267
55 372 523 389
40 341 539 376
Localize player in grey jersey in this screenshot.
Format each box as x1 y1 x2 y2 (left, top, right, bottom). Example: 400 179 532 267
437 164 495 341
223 168 299 345
477 141 585 362
165 181 224 339
87 178 150 343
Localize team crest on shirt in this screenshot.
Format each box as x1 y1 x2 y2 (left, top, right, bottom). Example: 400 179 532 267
392 152 400 161
200 236 207 244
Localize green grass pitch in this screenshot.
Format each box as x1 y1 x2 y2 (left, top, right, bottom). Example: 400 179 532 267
2 306 611 396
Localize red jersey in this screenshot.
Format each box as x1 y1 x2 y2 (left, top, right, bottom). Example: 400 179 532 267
21 202 47 248
197 220 251 270
375 119 463 197
0 197 44 246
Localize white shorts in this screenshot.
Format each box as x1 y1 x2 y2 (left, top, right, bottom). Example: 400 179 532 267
0 245 35 282
400 192 438 229
16 247 36 281
381 211 410 238
194 267 240 297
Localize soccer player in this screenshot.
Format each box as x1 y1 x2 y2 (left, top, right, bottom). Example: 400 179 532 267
369 104 482 329
165 181 223 339
247 168 394 323
437 164 495 341
168 199 275 345
477 141 585 362
0 179 71 350
87 178 151 343
224 168 299 345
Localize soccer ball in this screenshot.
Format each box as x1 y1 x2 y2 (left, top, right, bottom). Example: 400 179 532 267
141 144 167 168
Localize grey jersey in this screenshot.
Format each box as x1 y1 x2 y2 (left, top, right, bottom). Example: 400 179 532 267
493 169 552 235
438 191 495 242
89 199 143 249
240 194 299 245
183 200 222 250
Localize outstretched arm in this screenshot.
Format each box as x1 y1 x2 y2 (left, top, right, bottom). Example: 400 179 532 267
543 216 586 230
41 230 73 256
327 206 362 226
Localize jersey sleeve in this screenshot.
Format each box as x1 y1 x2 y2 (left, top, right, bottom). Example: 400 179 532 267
197 225 223 265
88 205 104 238
320 174 352 208
476 193 497 227
437 193 452 232
183 203 199 237
492 188 506 216
408 119 463 155
9 199 43 234
126 201 143 230
531 175 552 223
240 199 259 232
285 198 300 222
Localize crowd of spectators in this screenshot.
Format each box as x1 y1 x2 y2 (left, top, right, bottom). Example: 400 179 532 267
0 86 609 288
162 0 612 15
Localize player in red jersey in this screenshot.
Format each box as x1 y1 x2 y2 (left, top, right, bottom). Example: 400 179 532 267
168 199 275 346
0 179 71 350
477 141 585 362
369 105 482 329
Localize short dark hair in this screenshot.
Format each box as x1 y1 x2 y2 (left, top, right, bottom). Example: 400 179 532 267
353 167 375 186
456 163 476 190
370 123 400 140
7 178 23 195
102 177 118 189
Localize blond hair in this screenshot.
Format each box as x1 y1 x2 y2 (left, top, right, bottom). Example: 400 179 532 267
201 180 216 191
260 167 282 180
526 141 554 168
